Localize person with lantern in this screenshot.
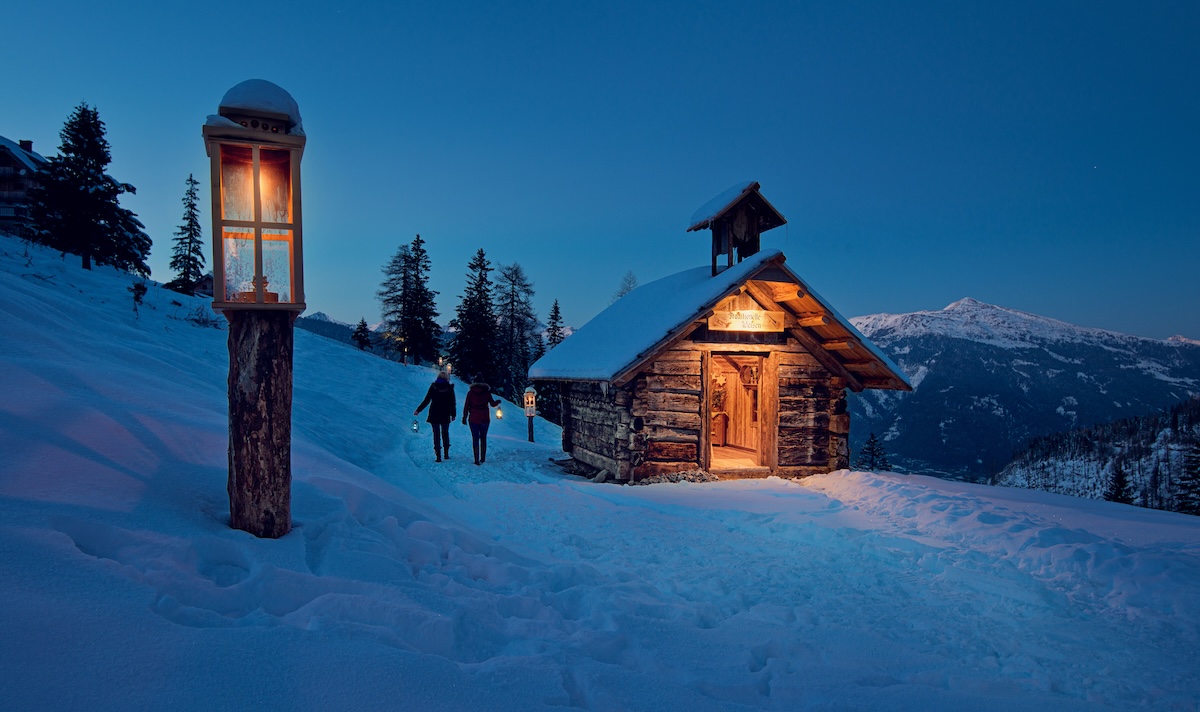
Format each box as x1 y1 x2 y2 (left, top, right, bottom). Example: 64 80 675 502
461 376 501 466
414 372 457 462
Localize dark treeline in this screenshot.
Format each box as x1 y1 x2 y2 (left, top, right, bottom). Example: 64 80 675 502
374 238 569 409
994 396 1200 514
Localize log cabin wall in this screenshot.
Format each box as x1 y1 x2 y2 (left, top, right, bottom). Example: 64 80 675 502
774 352 848 477
557 343 850 481
629 348 703 480
560 381 631 479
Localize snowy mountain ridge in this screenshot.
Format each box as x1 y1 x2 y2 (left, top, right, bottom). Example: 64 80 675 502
852 297 1191 351
847 298 1200 479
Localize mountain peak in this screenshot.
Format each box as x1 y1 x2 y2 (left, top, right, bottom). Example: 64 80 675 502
851 299 1154 351
944 297 988 311
1169 335 1200 347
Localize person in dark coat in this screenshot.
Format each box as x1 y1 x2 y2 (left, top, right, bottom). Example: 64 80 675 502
461 376 501 465
414 372 456 462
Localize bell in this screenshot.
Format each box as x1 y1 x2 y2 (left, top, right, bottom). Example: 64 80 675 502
411 419 419 433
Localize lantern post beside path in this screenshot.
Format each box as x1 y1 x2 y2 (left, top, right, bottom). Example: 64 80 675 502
524 386 537 443
202 79 307 539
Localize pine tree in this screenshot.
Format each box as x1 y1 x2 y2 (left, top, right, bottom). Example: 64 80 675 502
494 262 539 399
376 235 440 365
854 433 892 471
377 244 411 360
352 319 373 350
401 234 440 365
531 332 546 363
27 103 151 275
167 174 205 292
1103 460 1134 505
545 299 566 349
1173 442 1200 516
448 249 498 384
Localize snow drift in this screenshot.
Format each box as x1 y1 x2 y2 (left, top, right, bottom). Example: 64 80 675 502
1 233 1199 711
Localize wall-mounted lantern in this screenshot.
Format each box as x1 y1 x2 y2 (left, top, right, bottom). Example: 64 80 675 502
201 79 306 539
524 386 537 442
203 81 306 312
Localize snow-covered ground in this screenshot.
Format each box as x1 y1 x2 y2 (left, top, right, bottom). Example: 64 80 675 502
2 233 1198 711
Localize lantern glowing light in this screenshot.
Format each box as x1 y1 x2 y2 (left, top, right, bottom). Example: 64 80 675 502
495 406 504 420
202 80 306 313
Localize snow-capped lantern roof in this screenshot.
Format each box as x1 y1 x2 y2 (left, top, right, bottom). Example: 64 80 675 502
207 79 303 136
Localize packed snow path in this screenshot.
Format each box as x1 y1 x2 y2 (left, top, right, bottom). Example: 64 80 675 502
2 233 1198 711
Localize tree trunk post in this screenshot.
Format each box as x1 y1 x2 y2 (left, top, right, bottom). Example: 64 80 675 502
528 415 535 443
226 310 295 538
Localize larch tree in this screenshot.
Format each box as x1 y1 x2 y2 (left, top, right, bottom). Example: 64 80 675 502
377 243 411 360
494 262 539 400
448 248 498 385
167 174 205 292
610 270 638 304
27 102 151 275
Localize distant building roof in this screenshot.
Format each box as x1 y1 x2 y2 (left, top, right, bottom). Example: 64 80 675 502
0 136 47 172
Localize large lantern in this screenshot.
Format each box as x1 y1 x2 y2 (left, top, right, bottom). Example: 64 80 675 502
201 79 306 539
202 79 306 312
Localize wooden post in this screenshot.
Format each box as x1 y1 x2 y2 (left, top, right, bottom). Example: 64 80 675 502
527 415 535 443
226 310 294 538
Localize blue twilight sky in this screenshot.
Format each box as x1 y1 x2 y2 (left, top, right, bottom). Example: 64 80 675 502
4 1 1198 339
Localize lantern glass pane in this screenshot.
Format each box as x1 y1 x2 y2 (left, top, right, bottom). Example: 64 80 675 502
219 145 254 221
261 228 293 303
259 149 292 224
222 227 255 302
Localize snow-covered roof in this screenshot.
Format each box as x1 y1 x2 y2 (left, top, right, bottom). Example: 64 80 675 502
217 79 304 134
529 250 910 391
0 135 47 172
688 181 756 230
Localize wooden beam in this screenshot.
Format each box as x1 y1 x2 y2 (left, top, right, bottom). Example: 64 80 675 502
769 284 804 302
672 342 791 354
844 362 875 372
796 314 828 328
740 280 785 312
861 378 902 389
785 326 864 392
821 340 855 351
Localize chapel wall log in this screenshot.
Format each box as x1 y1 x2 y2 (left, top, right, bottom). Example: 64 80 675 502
630 346 704 480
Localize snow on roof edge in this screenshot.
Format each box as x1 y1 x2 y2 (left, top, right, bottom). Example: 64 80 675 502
529 249 910 389
688 181 756 231
0 135 47 172
530 251 783 382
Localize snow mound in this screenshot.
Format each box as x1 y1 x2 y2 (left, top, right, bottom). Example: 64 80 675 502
2 233 1200 710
